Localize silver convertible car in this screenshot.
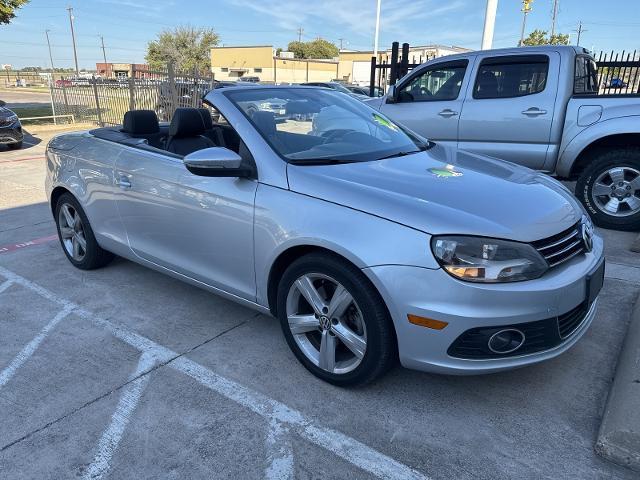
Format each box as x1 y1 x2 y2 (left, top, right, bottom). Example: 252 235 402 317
45 86 605 386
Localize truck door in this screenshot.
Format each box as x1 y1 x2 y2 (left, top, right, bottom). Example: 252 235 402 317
379 59 471 149
458 53 560 169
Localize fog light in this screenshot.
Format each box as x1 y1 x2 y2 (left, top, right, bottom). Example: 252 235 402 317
488 329 525 354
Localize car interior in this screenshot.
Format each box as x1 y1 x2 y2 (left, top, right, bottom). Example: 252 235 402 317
89 108 250 161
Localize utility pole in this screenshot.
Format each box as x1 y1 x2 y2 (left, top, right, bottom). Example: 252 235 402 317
575 21 586 45
99 35 107 65
67 6 79 76
519 0 533 47
551 0 559 37
296 27 303 42
481 0 498 50
338 38 344 51
373 0 381 57
45 29 55 71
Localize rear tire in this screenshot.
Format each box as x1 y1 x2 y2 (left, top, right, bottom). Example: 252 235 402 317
576 147 640 231
277 252 396 387
54 193 114 270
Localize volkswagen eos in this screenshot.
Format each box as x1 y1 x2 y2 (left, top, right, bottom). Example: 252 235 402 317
45 86 605 386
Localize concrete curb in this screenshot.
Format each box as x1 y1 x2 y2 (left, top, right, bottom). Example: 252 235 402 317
631 233 640 253
595 293 640 472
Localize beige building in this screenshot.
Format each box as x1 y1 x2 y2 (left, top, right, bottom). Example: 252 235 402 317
211 46 339 84
211 44 473 85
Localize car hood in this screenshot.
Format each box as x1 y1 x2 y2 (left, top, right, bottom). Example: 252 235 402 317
0 106 15 118
286 144 582 242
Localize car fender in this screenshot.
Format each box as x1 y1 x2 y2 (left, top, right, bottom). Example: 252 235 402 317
557 115 640 177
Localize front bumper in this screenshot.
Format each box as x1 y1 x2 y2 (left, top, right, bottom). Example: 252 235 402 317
0 122 24 144
364 236 604 375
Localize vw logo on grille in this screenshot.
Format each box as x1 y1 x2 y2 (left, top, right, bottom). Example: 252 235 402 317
582 221 594 252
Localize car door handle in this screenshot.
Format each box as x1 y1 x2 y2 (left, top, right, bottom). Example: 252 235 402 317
116 175 131 189
438 109 458 118
521 107 547 117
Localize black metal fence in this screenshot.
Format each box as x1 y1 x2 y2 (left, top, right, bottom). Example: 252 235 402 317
50 65 217 126
595 50 640 95
369 43 640 97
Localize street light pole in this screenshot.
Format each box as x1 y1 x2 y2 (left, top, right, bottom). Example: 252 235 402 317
551 0 559 37
481 0 498 50
45 29 55 72
67 6 80 76
519 0 533 47
373 0 381 57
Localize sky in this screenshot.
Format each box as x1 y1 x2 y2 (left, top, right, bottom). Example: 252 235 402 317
1 0 639 69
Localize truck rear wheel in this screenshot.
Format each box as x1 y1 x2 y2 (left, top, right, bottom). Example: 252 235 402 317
576 147 640 231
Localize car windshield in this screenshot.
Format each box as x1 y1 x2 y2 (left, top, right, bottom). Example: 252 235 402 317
225 87 424 164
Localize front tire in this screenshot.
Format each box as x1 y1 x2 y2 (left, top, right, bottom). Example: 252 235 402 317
576 147 640 231
54 193 114 270
277 252 396 386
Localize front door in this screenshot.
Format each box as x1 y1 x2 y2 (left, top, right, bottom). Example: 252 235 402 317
457 53 560 169
380 59 471 149
115 147 258 301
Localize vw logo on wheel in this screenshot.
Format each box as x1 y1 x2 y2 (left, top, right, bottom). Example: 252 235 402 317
582 220 594 252
319 315 331 331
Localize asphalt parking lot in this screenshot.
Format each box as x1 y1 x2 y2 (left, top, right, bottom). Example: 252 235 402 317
1 128 640 479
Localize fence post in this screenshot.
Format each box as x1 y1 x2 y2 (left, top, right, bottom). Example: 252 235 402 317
92 76 104 126
129 64 136 111
168 62 178 120
400 43 410 78
389 41 399 86
61 81 70 116
48 77 58 125
369 56 377 97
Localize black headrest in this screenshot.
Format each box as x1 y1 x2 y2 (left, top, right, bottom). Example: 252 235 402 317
198 108 214 130
169 108 206 137
122 110 159 135
251 111 277 137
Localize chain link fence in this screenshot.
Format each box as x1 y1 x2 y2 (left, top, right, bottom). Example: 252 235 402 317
50 65 216 126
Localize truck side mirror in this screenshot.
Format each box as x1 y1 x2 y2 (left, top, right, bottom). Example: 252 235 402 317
386 85 397 104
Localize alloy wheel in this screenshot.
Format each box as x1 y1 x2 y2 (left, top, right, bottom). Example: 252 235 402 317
592 166 640 217
58 203 87 261
285 273 367 374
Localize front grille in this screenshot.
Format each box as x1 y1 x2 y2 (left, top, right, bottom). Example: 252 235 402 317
531 222 585 268
447 302 592 359
558 302 589 339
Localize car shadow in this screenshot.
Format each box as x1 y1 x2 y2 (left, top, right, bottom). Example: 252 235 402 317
0 128 42 152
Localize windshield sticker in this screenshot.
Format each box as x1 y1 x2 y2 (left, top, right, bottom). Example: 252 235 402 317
428 167 463 178
372 113 399 131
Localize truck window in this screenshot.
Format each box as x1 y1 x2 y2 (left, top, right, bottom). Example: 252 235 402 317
473 55 549 99
396 61 468 103
574 56 599 95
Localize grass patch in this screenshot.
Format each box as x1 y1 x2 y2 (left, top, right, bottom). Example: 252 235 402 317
12 105 58 124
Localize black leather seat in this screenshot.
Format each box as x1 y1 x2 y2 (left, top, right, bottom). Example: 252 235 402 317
166 108 216 156
121 110 164 148
197 108 226 147
475 71 499 98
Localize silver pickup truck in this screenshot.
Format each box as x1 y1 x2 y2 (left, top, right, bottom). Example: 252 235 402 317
367 46 640 231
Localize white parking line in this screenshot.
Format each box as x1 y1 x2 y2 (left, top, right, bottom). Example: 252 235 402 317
0 265 429 480
265 418 294 480
0 305 74 388
82 352 160 480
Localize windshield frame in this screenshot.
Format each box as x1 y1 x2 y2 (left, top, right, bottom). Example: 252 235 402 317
223 87 429 165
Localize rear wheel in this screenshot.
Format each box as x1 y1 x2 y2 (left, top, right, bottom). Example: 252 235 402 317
576 148 640 231
55 193 114 270
277 252 396 386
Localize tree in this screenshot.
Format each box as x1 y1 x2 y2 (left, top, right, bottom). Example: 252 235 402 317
286 39 339 59
522 29 570 46
0 0 29 24
145 26 219 73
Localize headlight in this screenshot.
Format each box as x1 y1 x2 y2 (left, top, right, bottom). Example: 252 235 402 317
431 236 548 283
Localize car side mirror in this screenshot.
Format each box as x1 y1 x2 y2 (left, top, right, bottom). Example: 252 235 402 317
385 85 397 104
184 147 252 178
